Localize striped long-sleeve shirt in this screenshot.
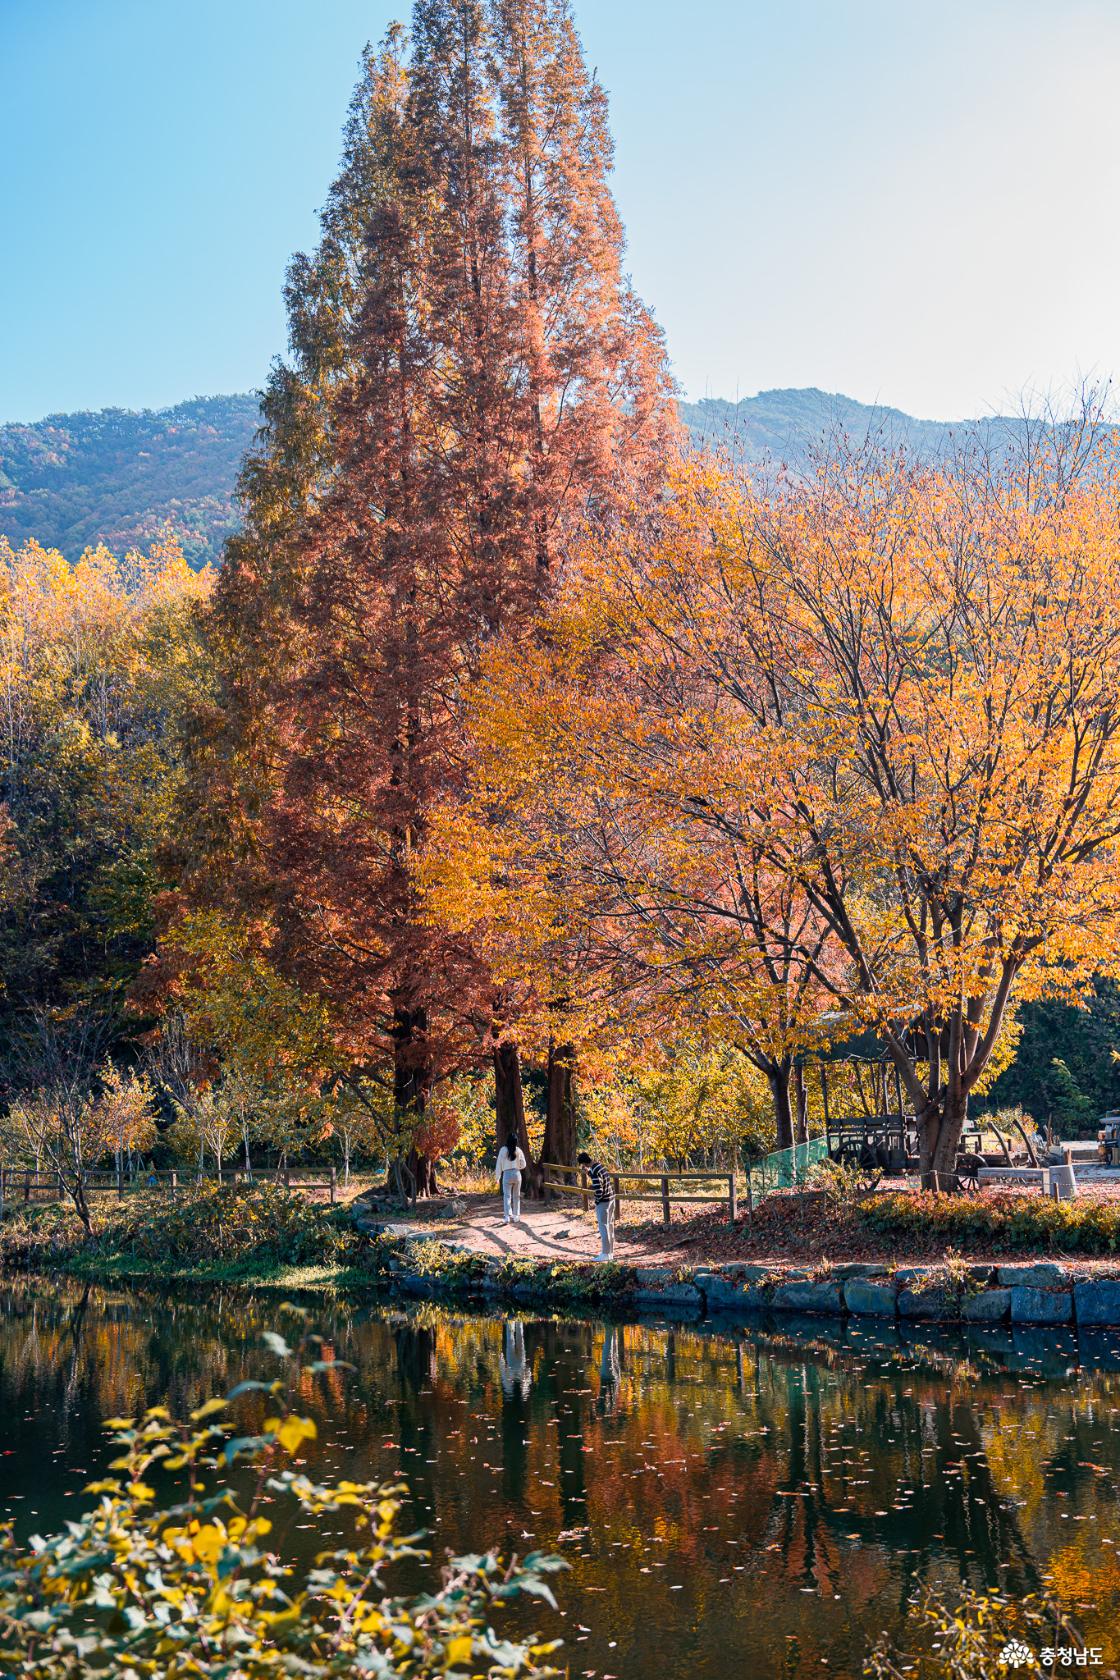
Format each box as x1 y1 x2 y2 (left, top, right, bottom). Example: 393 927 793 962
587 1161 614 1206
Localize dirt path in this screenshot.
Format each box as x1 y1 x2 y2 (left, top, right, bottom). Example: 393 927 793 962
368 1190 800 1267
359 1184 1120 1272
418 1200 654 1262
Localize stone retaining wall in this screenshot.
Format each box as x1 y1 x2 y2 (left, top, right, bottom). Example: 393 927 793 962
359 1220 1120 1327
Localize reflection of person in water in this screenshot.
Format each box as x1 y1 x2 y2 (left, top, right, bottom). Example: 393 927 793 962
499 1318 531 1401
598 1324 621 1411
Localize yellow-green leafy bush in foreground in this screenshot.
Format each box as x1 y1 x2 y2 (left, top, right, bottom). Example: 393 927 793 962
0 1318 563 1678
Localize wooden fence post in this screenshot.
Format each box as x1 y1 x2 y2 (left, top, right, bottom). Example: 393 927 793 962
612 1174 621 1217
661 1174 670 1226
329 1166 337 1205
24 1169 30 1204
728 1173 737 1224
580 1167 588 1213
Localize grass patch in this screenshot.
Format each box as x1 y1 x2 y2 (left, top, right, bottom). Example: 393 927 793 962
53 1252 375 1294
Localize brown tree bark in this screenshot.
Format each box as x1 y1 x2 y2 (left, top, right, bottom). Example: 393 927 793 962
918 1094 968 1192
767 1062 795 1153
391 1004 437 1200
493 1035 533 1158
541 1039 577 1195
793 1062 809 1146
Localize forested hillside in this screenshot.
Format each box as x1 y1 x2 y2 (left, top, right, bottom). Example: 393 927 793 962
0 395 258 568
1 388 1017 569
678 387 1013 467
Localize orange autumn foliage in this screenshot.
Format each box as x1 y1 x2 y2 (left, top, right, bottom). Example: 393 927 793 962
451 415 1120 1179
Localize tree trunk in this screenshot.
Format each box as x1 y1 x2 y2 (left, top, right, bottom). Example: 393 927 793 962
918 1092 968 1192
767 1062 795 1153
405 1151 439 1198
493 1038 530 1155
391 1003 436 1200
69 1174 94 1238
541 1040 577 1197
793 1063 809 1146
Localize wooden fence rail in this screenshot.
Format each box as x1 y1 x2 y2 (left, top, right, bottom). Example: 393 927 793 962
539 1163 738 1226
0 1165 339 1211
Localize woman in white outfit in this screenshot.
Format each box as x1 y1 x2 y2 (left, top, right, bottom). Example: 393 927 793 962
496 1133 527 1223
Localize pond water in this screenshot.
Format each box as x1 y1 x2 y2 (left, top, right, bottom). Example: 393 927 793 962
3 1280 1120 1679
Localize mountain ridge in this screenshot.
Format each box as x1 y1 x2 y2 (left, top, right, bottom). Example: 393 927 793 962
1 387 1020 567
678 386 1020 466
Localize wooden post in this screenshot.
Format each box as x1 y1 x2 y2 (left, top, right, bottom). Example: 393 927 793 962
661 1174 670 1226
746 1168 753 1217
612 1175 621 1217
171 1170 178 1196
283 1164 290 1190
329 1166 337 1205
580 1167 588 1213
728 1173 738 1224
24 1169 30 1204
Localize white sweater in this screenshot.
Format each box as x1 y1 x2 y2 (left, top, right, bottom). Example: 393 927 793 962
496 1146 527 1181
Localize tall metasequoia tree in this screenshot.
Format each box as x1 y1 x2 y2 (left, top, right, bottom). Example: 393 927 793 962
195 3 675 1194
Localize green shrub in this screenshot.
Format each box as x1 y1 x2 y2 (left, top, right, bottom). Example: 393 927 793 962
859 1189 1120 1253
0 1317 563 1677
0 1185 364 1274
499 1258 636 1307
109 1184 362 1266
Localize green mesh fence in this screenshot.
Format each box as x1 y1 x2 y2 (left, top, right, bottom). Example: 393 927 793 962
747 1136 829 1198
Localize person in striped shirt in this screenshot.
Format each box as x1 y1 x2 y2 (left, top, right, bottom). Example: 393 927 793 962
577 1151 615 1260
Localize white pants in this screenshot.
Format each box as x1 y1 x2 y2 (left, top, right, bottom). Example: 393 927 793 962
595 1199 615 1259
502 1170 522 1222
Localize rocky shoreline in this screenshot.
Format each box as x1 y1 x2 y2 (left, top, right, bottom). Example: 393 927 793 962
364 1219 1120 1327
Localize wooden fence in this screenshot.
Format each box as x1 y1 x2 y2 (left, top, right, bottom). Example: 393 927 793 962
0 1165 339 1211
539 1163 738 1225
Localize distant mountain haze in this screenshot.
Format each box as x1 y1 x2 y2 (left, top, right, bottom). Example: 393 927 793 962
677 388 1019 467
0 388 1023 567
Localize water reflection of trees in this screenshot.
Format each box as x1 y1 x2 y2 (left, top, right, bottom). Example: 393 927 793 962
4 1280 1120 1678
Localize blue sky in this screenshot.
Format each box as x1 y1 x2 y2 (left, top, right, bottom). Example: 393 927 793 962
4 0 1120 423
